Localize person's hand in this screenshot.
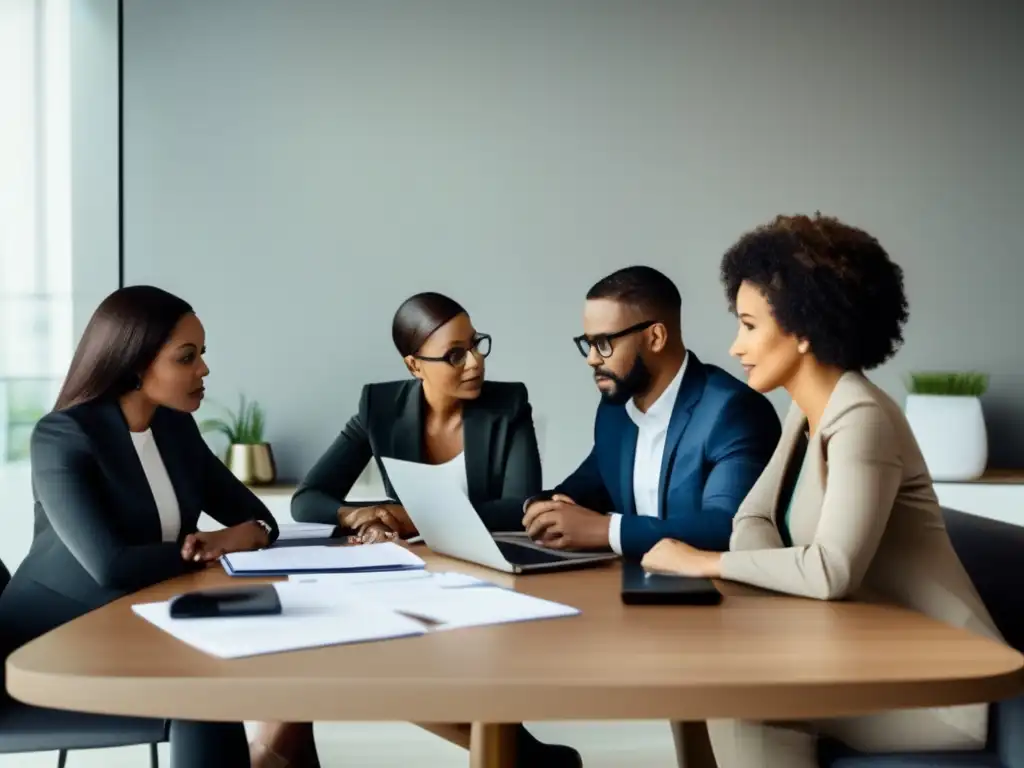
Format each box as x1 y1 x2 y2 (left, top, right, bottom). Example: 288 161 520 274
338 504 415 536
346 522 399 545
640 538 722 578
522 494 610 551
181 521 268 563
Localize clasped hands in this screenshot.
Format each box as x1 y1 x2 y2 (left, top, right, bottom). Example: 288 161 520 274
180 520 270 564
338 504 415 545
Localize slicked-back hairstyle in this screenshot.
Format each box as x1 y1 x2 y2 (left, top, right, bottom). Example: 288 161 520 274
721 212 909 371
586 265 682 322
391 292 467 357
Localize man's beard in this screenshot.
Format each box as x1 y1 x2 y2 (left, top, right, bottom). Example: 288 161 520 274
595 354 652 405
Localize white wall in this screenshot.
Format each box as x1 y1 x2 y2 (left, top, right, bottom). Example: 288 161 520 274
122 0 1024 485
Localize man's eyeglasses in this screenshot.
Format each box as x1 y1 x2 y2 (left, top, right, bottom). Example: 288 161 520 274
414 334 492 367
573 321 654 359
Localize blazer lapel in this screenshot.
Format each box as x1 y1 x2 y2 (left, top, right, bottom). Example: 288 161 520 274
91 399 162 541
389 381 425 463
657 354 707 517
618 414 638 517
462 400 489 504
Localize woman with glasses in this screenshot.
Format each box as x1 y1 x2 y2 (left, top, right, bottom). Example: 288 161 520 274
289 291 540 543
251 292 579 768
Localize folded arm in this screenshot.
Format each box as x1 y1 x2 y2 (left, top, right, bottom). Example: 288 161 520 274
719 403 902 600
194 422 279 543
30 414 199 592
292 389 374 524
476 400 543 532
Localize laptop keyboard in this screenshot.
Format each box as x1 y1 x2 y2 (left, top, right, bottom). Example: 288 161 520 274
495 540 568 566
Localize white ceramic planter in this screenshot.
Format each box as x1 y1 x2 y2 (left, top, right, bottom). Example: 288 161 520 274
904 394 987 481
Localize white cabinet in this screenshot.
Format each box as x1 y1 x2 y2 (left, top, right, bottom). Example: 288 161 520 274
934 471 1024 527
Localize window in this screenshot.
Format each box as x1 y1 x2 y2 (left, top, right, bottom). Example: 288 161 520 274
0 0 72 464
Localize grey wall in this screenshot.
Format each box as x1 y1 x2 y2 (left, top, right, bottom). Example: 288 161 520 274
123 0 1024 484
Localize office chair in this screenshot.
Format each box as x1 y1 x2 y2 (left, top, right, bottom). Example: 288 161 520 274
820 507 1024 768
0 556 169 767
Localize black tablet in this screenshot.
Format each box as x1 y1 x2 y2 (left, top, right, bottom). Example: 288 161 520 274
620 560 722 606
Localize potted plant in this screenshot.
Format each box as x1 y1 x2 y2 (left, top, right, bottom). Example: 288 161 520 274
199 394 277 485
904 372 989 481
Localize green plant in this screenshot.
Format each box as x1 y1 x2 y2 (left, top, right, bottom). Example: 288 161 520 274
907 371 989 397
199 394 267 445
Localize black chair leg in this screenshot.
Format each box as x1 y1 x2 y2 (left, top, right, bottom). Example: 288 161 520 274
56 749 67 768
151 742 160 768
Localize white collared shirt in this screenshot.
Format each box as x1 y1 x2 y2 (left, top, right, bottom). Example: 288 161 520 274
608 352 689 554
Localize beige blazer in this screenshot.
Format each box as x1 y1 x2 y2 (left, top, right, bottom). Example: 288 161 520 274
719 373 1003 733
720 371 1001 637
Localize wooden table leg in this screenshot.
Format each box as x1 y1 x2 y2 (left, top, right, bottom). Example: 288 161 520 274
416 723 471 749
469 722 517 768
672 721 717 768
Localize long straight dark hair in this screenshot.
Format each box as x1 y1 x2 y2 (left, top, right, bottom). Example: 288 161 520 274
54 286 194 411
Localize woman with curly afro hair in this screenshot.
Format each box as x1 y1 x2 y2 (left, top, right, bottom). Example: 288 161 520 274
642 214 1004 767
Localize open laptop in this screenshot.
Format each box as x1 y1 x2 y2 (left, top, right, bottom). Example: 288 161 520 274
380 456 619 574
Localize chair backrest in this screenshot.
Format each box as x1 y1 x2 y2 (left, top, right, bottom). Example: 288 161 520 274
942 507 1024 652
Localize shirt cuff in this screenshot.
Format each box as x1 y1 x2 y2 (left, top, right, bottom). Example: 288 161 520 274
608 513 623 555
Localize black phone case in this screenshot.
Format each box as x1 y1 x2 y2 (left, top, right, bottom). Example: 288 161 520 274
169 585 283 619
620 560 723 605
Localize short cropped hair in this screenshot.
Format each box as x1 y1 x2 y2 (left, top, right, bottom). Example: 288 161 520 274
586 265 682 321
720 213 909 371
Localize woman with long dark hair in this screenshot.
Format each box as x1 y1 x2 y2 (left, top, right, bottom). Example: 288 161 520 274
0 285 279 768
252 292 581 768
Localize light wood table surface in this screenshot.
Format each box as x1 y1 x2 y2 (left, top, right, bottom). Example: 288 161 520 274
7 547 1023 768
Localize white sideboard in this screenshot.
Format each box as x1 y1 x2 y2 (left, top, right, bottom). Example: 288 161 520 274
934 470 1024 527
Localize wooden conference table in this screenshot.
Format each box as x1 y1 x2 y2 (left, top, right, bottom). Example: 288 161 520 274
6 547 1024 768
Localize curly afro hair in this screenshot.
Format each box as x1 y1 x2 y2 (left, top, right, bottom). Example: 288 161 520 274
720 213 909 371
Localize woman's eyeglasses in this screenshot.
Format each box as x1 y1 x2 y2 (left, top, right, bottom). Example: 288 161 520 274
573 320 654 359
414 334 492 367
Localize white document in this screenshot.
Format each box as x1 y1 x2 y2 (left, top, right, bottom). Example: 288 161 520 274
221 542 425 575
371 586 580 631
131 583 426 658
273 522 337 542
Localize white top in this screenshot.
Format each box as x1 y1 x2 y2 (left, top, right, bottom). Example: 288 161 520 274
439 451 469 497
608 352 689 554
129 429 182 543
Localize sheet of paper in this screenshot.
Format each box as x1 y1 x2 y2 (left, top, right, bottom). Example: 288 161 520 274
222 542 425 575
371 586 580 631
273 522 337 541
131 583 426 658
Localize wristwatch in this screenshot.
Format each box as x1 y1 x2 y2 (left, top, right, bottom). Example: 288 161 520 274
252 519 273 547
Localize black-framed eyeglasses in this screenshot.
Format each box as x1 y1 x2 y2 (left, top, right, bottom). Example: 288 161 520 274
573 321 655 359
414 333 492 367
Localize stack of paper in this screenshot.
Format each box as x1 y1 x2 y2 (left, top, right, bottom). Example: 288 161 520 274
273 522 338 542
132 583 426 658
221 542 425 576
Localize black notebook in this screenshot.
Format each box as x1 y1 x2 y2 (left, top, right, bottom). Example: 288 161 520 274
620 560 723 606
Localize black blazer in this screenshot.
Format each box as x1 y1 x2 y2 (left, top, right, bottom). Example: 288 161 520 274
291 380 542 532
0 398 279 660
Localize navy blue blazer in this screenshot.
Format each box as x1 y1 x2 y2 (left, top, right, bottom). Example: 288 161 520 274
550 353 781 559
